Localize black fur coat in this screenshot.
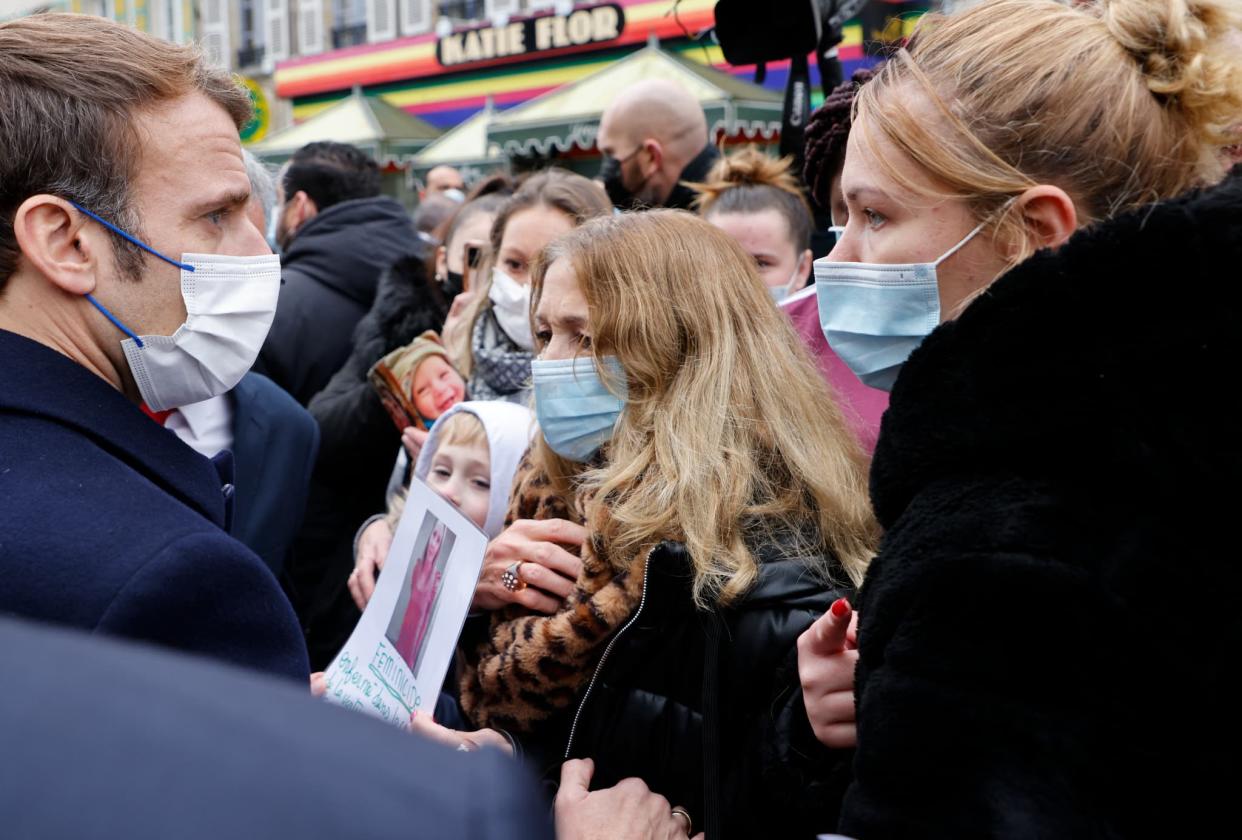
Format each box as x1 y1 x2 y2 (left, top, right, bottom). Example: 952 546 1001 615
840 170 1242 838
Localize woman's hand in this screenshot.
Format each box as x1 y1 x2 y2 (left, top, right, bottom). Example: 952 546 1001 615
555 759 704 839
797 597 860 749
473 518 587 613
348 518 393 611
309 672 327 697
408 711 513 757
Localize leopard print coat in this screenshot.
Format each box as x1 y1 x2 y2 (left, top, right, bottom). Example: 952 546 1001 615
457 452 647 733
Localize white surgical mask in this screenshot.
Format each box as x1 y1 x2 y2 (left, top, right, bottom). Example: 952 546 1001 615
488 267 534 351
73 201 281 412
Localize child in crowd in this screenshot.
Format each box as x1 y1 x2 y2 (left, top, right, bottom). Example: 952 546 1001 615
349 401 535 612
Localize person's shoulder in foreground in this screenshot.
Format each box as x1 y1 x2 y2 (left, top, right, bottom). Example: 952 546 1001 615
0 616 552 840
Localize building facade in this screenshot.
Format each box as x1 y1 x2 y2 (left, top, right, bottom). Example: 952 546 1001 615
5 1 929 156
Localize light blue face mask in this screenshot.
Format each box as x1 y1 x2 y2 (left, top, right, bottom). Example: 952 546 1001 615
767 253 807 304
531 355 627 462
814 214 995 391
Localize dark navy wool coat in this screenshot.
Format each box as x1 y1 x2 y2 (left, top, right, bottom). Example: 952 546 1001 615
0 328 308 681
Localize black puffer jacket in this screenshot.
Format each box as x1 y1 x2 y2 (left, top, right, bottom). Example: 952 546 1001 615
254 197 417 406
840 171 1242 838
287 251 449 670
559 541 853 839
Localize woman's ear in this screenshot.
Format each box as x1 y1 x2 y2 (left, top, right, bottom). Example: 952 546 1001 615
797 248 814 286
11 196 100 296
1016 185 1078 252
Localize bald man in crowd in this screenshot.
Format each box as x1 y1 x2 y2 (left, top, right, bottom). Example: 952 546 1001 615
421 165 465 200
595 78 719 210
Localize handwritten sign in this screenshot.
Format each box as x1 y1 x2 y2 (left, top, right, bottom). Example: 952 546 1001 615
322 479 487 730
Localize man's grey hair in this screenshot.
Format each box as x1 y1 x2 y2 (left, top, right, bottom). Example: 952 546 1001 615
243 149 278 227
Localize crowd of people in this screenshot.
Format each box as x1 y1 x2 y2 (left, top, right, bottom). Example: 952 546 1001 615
2 0 1241 837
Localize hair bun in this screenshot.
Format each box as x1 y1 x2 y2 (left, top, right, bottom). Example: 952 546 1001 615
1101 0 1242 144
691 147 804 209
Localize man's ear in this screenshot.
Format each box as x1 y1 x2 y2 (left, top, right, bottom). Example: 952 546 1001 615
641 139 664 178
292 190 319 229
11 196 102 296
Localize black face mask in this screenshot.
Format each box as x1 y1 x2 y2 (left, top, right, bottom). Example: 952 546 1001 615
599 154 633 210
599 152 654 211
442 269 464 299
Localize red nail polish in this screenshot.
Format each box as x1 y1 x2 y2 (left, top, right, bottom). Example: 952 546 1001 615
830 598 851 619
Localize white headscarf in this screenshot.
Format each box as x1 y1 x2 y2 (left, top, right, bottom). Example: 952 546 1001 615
413 400 536 538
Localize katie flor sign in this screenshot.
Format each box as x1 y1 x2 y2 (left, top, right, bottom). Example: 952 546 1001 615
437 4 625 68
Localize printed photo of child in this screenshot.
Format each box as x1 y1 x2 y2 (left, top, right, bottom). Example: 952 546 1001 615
385 513 457 679
368 331 467 433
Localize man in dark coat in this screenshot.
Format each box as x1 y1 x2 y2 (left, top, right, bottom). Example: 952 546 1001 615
0 616 551 840
0 14 307 682
254 141 418 405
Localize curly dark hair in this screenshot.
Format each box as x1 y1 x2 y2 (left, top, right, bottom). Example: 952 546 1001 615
802 65 881 209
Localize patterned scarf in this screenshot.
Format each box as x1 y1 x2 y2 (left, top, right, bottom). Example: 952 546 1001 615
469 306 532 404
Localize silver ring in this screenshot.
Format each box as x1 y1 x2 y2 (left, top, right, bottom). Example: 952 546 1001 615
671 806 692 836
501 562 526 592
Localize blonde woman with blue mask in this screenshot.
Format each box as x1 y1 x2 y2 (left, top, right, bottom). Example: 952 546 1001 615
797 0 1242 835
435 211 877 838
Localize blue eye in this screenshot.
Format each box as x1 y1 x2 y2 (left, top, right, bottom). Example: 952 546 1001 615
863 208 887 229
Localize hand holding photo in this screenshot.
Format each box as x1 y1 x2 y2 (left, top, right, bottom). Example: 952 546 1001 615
321 478 487 729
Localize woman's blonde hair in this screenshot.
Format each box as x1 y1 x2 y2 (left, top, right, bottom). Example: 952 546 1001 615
689 147 815 252
530 211 878 607
856 0 1242 262
448 169 612 375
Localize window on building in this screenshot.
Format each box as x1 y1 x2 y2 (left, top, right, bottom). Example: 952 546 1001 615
78 0 111 17
437 0 485 23
332 0 369 48
399 0 432 35
238 0 267 67
146 0 182 42
199 0 232 67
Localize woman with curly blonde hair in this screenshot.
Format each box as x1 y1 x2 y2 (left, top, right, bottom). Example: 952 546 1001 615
449 210 877 839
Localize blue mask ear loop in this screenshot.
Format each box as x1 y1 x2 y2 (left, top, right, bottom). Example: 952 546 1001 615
67 200 197 350
84 295 144 347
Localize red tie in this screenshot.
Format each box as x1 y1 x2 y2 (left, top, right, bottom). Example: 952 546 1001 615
140 404 174 426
